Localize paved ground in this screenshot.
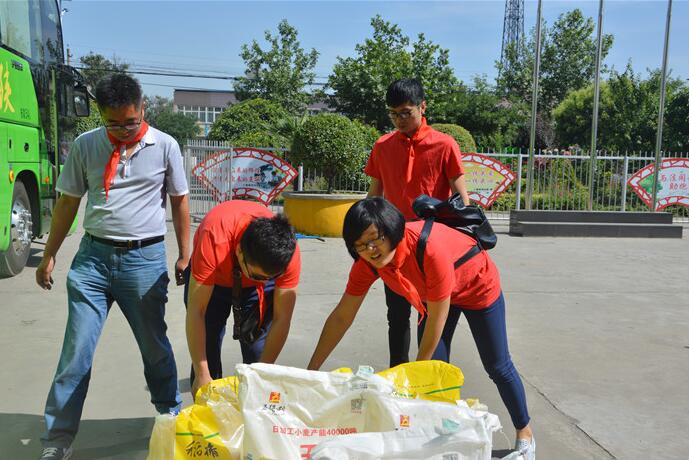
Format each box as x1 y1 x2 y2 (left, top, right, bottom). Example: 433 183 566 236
1 211 687 460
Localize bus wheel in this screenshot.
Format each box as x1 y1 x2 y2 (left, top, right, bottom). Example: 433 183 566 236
0 182 33 278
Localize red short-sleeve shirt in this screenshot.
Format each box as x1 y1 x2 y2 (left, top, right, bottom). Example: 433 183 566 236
364 121 465 220
191 200 300 289
345 221 501 310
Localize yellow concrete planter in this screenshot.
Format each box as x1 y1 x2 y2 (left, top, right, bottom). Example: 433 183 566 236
283 191 366 237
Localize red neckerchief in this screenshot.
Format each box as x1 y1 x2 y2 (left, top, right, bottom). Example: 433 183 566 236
235 215 267 326
396 117 432 183
379 236 427 323
104 121 150 200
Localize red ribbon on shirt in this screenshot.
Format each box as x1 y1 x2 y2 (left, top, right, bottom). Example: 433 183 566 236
104 122 149 200
397 117 432 183
379 238 427 323
235 215 267 326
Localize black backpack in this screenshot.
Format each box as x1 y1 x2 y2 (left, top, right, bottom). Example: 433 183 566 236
411 193 497 274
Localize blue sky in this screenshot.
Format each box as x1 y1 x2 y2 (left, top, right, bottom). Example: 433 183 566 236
60 1 689 98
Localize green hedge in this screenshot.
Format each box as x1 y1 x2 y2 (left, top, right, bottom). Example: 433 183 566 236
431 123 477 153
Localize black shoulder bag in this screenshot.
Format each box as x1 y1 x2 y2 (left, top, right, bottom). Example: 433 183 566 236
411 193 497 274
231 258 265 344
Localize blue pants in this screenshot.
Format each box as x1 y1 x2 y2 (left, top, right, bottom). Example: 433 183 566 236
417 292 530 429
183 267 274 383
42 237 181 448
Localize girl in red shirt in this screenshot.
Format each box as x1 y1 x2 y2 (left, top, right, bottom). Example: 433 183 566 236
307 197 535 459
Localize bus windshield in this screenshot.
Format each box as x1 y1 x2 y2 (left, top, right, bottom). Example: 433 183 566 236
0 0 62 63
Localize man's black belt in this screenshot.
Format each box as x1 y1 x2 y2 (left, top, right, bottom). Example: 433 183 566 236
88 233 164 249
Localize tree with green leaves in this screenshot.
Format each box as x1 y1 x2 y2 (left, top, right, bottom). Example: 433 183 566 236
443 76 528 150
665 86 689 152
497 9 613 112
78 52 129 90
141 96 199 148
326 15 459 131
496 9 614 149
208 98 290 148
553 64 686 152
234 19 319 115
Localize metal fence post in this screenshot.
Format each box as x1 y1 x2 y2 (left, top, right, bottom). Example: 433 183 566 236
228 146 234 201
621 152 629 212
588 0 605 211
298 164 304 191
516 152 523 211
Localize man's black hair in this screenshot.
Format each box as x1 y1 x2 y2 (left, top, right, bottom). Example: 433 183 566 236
342 197 405 260
386 78 425 107
240 214 297 275
95 73 143 109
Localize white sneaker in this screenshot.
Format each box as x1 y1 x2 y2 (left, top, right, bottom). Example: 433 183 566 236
39 447 73 460
515 436 535 460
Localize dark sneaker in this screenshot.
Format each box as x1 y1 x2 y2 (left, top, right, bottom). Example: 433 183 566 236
39 447 73 460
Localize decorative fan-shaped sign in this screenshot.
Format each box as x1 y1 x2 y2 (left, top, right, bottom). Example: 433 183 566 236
192 148 297 205
627 158 689 210
462 153 516 208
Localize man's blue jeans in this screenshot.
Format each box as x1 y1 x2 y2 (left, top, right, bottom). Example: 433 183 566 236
41 236 182 448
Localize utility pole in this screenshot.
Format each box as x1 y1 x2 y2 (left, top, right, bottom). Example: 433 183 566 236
651 0 673 211
526 0 543 210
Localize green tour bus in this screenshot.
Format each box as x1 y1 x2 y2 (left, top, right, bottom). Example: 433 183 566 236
0 0 89 277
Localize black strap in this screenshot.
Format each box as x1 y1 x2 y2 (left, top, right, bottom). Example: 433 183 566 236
231 257 243 340
416 219 483 274
453 244 482 269
416 218 434 274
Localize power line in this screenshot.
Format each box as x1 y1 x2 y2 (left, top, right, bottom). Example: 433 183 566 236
72 66 329 85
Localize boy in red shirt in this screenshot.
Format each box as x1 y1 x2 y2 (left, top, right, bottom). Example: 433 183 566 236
365 78 470 366
185 200 300 397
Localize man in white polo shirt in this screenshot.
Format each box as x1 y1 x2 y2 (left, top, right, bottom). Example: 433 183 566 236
34 73 190 460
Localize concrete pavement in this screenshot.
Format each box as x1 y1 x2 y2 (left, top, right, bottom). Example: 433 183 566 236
0 213 687 459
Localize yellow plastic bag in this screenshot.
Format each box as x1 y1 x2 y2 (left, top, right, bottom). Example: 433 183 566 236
148 384 242 460
195 376 240 408
174 405 234 459
337 361 463 402
376 360 463 402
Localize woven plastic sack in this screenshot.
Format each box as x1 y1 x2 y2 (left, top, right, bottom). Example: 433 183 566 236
376 360 463 402
311 415 501 460
147 377 243 460
237 363 497 460
238 363 395 459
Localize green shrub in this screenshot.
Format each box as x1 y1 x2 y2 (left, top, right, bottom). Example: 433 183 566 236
431 123 477 153
232 131 288 149
291 113 378 193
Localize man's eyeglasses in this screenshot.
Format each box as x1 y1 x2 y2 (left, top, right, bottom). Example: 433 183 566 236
388 108 417 120
354 235 385 253
239 252 277 281
103 114 143 132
